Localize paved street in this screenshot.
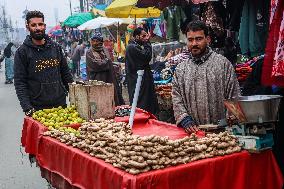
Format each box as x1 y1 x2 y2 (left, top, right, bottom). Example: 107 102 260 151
0 66 50 188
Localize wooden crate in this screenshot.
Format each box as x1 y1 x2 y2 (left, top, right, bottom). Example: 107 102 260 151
69 82 115 120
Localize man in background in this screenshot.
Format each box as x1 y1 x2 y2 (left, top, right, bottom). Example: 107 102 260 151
125 27 159 115
71 41 86 78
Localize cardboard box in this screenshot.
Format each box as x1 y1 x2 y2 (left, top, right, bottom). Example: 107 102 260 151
69 81 115 120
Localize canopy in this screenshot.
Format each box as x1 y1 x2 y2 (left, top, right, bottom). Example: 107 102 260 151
92 8 145 24
92 8 106 17
95 4 108 10
48 25 63 37
120 18 145 24
105 0 161 18
62 12 95 28
78 17 123 30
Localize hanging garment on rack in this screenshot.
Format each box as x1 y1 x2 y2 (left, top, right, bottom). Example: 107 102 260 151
271 15 284 78
125 32 131 46
153 19 163 38
239 0 270 57
226 0 245 31
143 18 153 36
262 0 284 86
181 3 200 33
200 1 226 48
162 5 187 41
160 21 167 38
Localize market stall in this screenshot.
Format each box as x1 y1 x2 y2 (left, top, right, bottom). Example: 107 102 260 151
22 112 283 189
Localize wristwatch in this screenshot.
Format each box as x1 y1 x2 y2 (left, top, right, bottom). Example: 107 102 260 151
25 108 35 117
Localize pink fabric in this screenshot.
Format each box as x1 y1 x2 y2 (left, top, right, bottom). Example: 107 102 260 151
262 0 284 86
272 13 284 77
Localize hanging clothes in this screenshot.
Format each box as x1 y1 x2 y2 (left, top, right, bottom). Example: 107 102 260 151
200 1 227 48
225 0 246 32
239 0 270 57
181 3 200 34
114 41 126 58
125 32 131 46
272 15 284 77
262 0 284 87
162 5 187 41
103 40 114 61
160 20 167 38
142 19 151 34
153 19 163 38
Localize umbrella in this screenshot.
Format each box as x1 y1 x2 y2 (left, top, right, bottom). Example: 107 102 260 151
91 8 145 24
62 12 95 28
48 25 63 37
78 17 123 30
105 0 161 18
95 4 108 10
92 8 106 17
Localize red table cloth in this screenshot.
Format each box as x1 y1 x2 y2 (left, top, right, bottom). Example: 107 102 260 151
21 110 284 189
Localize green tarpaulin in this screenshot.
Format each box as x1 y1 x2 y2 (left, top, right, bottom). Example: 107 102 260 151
62 12 96 28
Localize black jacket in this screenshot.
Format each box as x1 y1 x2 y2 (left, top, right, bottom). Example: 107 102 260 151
14 35 73 111
125 40 159 115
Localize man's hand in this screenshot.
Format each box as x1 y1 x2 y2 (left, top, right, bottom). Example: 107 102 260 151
25 108 36 117
144 33 150 42
184 124 199 134
227 115 238 126
179 116 199 134
165 50 174 60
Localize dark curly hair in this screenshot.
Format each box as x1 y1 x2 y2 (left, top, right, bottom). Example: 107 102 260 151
186 20 209 36
26 11 44 24
133 27 146 38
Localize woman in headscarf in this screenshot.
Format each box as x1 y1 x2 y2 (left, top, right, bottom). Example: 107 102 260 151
4 42 15 84
86 33 124 106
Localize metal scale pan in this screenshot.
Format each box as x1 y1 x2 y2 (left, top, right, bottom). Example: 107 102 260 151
224 95 282 124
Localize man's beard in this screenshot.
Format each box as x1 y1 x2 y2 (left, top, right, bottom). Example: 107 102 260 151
92 43 103 52
30 30 45 40
135 39 143 46
191 46 207 57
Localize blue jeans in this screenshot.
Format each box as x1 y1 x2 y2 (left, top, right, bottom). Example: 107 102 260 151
5 57 14 81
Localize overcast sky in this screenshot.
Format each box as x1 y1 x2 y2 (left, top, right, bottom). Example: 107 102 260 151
0 0 80 28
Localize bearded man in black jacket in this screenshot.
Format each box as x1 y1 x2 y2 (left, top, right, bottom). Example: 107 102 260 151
14 11 73 116
125 27 159 115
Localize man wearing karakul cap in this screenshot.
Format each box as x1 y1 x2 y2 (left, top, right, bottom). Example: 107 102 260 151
86 33 124 105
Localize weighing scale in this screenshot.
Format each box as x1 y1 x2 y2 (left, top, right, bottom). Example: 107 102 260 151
224 95 282 152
